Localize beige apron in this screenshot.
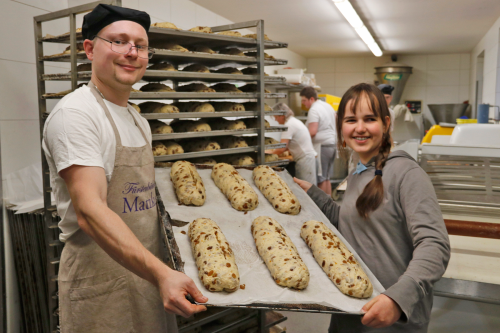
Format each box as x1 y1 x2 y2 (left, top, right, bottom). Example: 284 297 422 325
58 81 177 333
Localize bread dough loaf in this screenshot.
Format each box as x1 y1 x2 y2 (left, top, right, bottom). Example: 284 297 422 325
129 103 141 113
149 120 174 134
219 48 245 56
252 165 301 215
225 155 255 166
301 221 373 298
189 45 216 54
176 102 214 113
243 33 271 41
170 120 211 132
189 26 213 33
239 84 271 93
242 117 270 129
177 83 215 93
192 158 217 165
241 67 269 76
208 119 246 131
211 163 258 211
217 31 242 37
170 161 205 206
140 83 175 92
63 42 84 54
211 83 242 93
149 41 188 52
252 216 309 289
218 136 248 149
245 51 275 60
246 136 279 146
152 141 183 156
148 62 176 71
244 102 272 112
212 102 245 112
139 102 179 113
69 63 91 72
183 139 220 152
188 218 239 292
213 67 243 75
151 22 180 30
265 154 279 162
182 64 210 73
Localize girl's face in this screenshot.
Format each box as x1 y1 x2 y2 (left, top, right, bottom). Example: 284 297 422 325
342 94 390 163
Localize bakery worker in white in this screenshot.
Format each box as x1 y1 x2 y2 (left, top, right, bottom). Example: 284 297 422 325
42 5 207 332
266 103 317 185
300 86 337 195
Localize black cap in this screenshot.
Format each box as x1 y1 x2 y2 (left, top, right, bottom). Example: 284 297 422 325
82 4 150 40
377 84 394 95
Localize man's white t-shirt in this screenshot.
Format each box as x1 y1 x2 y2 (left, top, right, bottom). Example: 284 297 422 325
281 116 317 160
42 85 152 242
305 100 337 145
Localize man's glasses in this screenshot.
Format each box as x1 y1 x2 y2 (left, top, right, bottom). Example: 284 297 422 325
94 36 155 59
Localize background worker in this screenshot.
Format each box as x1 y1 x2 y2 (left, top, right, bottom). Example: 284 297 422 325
300 86 337 195
266 102 317 185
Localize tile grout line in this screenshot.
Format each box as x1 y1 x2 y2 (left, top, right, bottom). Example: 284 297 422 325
11 0 52 13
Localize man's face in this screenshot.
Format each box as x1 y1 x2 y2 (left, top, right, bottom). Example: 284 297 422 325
301 96 315 110
86 20 149 90
384 94 393 106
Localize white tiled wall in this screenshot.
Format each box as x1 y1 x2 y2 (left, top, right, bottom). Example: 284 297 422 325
307 53 471 122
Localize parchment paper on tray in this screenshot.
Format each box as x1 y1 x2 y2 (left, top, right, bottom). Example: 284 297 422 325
155 167 385 314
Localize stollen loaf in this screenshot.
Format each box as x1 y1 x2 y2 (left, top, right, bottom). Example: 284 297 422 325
252 165 301 215
139 102 179 113
170 161 205 206
300 221 373 298
148 120 173 134
211 163 258 211
251 216 309 289
188 218 239 292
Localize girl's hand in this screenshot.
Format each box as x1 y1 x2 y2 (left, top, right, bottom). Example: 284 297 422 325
293 177 312 192
361 294 402 328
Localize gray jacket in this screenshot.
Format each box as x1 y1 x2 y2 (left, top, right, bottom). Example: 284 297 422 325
307 150 450 333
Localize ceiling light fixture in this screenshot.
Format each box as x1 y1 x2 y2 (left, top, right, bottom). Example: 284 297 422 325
332 0 383 56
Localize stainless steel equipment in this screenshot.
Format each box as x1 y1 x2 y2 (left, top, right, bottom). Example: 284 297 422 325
427 103 469 124
375 61 413 106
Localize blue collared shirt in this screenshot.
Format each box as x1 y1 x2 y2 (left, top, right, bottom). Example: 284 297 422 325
353 162 368 175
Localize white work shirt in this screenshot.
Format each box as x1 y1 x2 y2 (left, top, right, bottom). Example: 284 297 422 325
305 100 337 145
42 85 152 242
281 116 317 160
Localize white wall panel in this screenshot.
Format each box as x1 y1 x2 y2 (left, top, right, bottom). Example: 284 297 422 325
335 57 364 73
460 53 471 70
459 69 470 86
399 55 428 71
139 0 171 22
428 54 461 70
307 58 335 73
0 120 41 176
363 55 390 72
170 0 196 30
195 4 217 27
334 72 365 87
17 0 67 12
426 70 460 86
405 69 427 87
314 73 335 88
426 85 459 104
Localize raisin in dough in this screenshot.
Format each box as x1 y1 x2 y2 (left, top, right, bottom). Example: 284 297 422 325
189 218 239 292
252 165 301 215
208 119 246 131
170 120 211 133
212 102 245 112
218 136 248 149
301 221 373 298
251 216 309 289
170 161 205 206
183 139 220 152
177 83 215 93
211 163 258 211
151 22 180 30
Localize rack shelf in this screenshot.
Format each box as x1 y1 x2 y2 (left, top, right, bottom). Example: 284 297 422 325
152 127 286 140
42 91 287 100
140 111 285 119
42 71 287 84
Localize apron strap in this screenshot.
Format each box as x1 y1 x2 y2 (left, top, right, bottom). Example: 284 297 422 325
88 81 150 148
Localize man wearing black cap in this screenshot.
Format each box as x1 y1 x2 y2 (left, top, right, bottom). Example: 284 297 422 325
378 84 395 132
42 5 206 332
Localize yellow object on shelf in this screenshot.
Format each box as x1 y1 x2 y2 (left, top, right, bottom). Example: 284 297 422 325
302 94 342 111
421 125 454 144
456 118 477 124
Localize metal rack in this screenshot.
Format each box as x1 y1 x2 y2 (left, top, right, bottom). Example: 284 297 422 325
34 1 289 332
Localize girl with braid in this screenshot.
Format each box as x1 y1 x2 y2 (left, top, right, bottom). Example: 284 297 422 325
294 83 450 333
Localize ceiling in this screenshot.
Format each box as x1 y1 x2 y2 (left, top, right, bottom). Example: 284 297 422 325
192 0 500 58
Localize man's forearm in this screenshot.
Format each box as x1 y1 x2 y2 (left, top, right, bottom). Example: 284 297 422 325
78 202 167 286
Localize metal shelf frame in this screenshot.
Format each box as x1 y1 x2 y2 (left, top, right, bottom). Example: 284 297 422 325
152 126 287 140
35 2 287 332
140 111 286 119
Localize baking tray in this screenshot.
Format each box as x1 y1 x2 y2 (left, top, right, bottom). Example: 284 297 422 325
151 127 287 140
40 28 288 50
39 51 288 67
41 71 286 84
154 147 258 162
155 165 385 314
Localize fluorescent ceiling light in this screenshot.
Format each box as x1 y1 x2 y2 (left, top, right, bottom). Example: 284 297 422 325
332 0 383 57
